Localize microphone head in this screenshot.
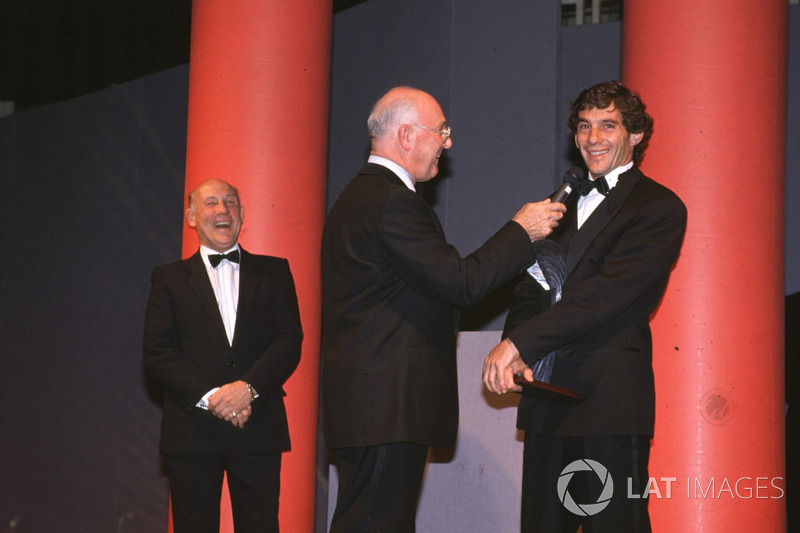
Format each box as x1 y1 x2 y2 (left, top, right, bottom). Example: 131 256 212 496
550 167 585 203
563 167 584 186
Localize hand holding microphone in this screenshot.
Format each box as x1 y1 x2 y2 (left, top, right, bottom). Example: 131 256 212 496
550 167 585 202
512 168 584 241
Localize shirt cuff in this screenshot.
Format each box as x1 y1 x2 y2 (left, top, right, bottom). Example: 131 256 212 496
196 387 220 409
527 261 551 290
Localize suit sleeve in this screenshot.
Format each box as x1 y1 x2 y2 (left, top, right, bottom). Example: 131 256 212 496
502 273 552 339
377 188 535 307
241 259 303 399
507 193 687 364
142 266 218 409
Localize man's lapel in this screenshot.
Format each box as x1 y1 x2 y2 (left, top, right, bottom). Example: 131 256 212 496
564 167 642 279
553 194 580 250
231 248 259 347
185 252 229 343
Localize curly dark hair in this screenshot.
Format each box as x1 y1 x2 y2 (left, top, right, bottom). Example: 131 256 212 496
567 81 653 162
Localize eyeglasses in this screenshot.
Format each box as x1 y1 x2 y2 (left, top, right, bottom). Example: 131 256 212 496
413 122 451 144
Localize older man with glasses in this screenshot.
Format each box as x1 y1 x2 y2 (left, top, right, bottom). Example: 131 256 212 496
321 86 566 532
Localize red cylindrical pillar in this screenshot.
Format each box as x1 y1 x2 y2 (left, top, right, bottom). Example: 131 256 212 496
623 1 786 530
176 1 331 531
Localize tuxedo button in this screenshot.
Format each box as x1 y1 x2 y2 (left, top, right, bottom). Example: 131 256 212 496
226 360 237 368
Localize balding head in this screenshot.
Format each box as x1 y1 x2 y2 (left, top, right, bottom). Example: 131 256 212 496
366 87 452 184
368 87 428 141
185 179 244 252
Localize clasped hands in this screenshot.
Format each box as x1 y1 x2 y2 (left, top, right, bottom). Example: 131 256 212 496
207 380 254 428
482 338 533 395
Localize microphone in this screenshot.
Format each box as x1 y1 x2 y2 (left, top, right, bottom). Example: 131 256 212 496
549 167 585 203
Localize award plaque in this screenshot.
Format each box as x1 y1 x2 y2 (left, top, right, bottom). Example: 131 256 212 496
513 374 582 401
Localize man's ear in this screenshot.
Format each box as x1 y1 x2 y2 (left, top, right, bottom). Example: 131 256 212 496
630 132 644 146
185 208 196 228
398 124 414 151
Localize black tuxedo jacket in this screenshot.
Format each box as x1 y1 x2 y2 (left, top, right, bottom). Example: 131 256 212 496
143 248 303 454
321 163 535 448
504 166 686 437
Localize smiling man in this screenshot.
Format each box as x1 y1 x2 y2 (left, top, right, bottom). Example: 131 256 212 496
483 81 687 533
144 179 303 533
321 86 567 532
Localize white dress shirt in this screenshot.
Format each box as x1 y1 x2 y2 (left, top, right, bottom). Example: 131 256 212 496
368 154 416 191
196 244 241 408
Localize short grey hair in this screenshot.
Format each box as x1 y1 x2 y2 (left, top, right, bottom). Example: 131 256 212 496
367 87 420 140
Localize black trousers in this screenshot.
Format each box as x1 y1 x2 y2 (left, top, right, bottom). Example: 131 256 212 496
166 448 282 533
331 442 429 533
521 434 651 533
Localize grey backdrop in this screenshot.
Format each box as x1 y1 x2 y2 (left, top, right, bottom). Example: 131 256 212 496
1 2 797 531
0 68 187 532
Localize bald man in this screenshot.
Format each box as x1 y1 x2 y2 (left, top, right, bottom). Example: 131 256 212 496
321 87 565 531
144 179 303 533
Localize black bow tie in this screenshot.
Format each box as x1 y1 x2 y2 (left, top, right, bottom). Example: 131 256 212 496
576 175 609 196
208 250 240 267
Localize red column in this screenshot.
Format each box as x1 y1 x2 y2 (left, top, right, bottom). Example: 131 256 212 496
623 0 786 530
177 1 331 531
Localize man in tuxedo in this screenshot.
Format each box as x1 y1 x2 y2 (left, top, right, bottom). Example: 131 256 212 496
483 81 687 532
321 86 567 532
144 179 303 533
